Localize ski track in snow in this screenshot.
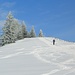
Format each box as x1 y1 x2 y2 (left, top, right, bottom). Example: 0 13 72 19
0 51 23 59
41 68 75 75
41 69 60 75
0 48 35 59
36 38 75 75
33 48 67 69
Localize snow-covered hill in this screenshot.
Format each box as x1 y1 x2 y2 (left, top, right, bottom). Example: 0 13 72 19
0 37 75 75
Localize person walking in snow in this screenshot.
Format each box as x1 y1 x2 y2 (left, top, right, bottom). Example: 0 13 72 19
53 39 55 45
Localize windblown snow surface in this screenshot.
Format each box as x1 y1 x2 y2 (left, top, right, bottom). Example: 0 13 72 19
0 37 75 75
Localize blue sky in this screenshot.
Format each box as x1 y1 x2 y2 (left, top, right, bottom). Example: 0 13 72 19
0 0 75 42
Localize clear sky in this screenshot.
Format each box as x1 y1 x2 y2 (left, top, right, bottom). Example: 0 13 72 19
0 0 75 42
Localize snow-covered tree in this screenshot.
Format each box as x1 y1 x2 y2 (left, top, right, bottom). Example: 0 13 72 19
26 32 31 38
2 11 20 44
13 19 20 40
39 29 44 37
30 26 36 38
21 21 28 38
17 25 23 40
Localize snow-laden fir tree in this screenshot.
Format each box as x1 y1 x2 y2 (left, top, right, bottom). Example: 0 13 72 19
27 32 31 38
30 26 36 37
13 19 20 40
2 11 20 44
21 21 28 38
17 25 23 40
39 29 44 37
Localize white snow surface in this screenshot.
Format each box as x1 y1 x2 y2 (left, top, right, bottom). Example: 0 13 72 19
0 37 75 75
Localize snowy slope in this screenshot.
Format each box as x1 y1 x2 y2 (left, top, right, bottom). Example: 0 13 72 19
0 37 75 75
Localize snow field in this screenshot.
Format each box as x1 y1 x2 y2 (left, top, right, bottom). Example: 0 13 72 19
0 37 75 75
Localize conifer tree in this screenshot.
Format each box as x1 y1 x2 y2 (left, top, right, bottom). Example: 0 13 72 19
39 29 44 37
21 21 28 38
30 26 36 37
17 25 23 39
26 32 31 38
2 11 20 44
13 19 20 40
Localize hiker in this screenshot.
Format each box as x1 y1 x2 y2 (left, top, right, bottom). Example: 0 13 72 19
53 39 55 45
